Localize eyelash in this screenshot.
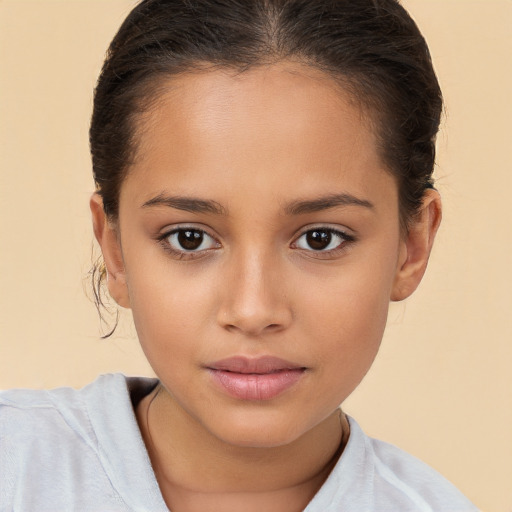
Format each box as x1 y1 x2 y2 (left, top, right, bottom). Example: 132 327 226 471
157 227 219 260
157 226 356 260
291 227 356 258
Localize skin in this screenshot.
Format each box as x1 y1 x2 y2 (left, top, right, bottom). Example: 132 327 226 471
91 62 441 512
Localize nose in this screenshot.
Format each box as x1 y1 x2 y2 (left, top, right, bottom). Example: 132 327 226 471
217 249 293 337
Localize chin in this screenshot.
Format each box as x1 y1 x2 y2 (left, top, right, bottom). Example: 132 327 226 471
204 410 309 449
218 430 301 449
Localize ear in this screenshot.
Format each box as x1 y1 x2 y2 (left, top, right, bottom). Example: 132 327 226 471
391 189 442 301
90 193 131 309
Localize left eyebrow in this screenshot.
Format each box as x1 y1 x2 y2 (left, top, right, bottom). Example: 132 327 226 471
284 193 375 215
141 194 227 215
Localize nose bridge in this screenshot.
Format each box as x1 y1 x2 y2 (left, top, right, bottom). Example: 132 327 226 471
218 243 291 335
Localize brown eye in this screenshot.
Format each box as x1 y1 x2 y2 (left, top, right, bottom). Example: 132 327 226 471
178 229 203 250
306 230 332 250
166 228 218 252
295 228 350 252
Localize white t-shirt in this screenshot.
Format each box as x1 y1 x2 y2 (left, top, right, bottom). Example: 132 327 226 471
0 373 477 512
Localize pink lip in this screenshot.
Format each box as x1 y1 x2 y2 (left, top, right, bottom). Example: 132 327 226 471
206 356 306 401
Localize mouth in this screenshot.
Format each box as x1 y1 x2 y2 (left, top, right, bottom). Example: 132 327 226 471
206 356 307 401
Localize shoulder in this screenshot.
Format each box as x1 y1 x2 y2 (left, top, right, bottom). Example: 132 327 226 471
0 373 126 438
1 380 90 445
366 430 476 511
0 374 131 476
352 416 478 511
308 415 479 512
0 373 157 453
0 374 147 511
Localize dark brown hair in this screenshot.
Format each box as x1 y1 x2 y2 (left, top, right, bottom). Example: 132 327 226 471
90 0 443 332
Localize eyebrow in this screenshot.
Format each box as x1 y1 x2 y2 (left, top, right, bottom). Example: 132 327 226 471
141 194 227 215
284 193 374 215
141 192 374 216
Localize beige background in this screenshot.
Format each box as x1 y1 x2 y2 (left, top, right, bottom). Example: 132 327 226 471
1 1 511 510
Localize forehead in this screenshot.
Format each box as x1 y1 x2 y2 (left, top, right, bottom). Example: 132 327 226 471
123 62 394 209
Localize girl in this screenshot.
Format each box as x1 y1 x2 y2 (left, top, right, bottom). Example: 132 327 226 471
1 1 479 510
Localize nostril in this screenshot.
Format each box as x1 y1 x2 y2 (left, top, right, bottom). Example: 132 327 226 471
222 321 284 336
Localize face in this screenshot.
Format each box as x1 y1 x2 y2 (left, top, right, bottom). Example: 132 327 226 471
95 63 435 448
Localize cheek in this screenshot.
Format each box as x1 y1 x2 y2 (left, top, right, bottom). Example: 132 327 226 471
307 294 388 410
300 249 398 380
124 257 219 357
309 282 389 364
128 280 208 395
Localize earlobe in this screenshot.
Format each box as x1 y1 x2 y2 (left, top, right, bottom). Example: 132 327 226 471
90 193 131 309
391 189 442 301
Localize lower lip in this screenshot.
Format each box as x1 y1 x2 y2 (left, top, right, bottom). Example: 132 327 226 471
208 368 305 401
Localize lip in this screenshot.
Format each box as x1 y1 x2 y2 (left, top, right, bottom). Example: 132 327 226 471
206 356 307 401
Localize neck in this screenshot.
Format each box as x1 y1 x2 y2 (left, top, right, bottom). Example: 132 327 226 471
136 385 349 510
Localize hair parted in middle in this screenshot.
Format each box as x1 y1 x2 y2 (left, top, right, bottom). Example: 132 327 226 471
91 0 442 226
89 0 443 332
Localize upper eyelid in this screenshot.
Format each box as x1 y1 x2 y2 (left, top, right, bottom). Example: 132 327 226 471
291 226 355 251
297 227 347 238
157 224 354 245
163 227 219 242
292 224 354 240
159 224 218 239
159 227 220 257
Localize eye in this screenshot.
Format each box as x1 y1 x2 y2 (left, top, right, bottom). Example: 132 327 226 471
294 228 352 252
165 228 219 252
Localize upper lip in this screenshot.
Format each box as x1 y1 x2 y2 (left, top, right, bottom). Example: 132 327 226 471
206 356 306 374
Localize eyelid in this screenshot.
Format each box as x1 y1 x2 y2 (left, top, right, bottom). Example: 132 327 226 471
290 225 356 254
155 223 355 260
158 223 218 240
292 224 355 241
157 224 221 258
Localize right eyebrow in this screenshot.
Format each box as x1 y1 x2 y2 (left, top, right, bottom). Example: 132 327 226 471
283 193 375 215
141 194 227 215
